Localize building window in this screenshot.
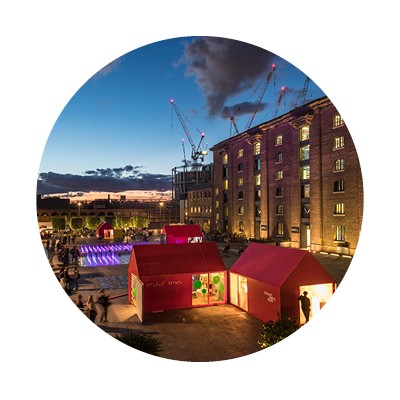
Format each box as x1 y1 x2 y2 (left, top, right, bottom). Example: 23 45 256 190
333 136 345 149
277 204 284 215
300 145 310 161
299 125 310 141
222 154 228 164
300 165 310 179
301 184 310 198
334 203 345 215
333 114 344 128
255 189 261 201
224 207 229 217
275 135 283 146
334 159 344 171
255 174 261 186
238 177 244 186
216 213 220 221
238 206 244 215
276 170 283 180
334 180 345 192
238 191 244 200
277 222 284 236
215 188 219 196
223 166 229 178
254 158 261 171
275 152 283 163
276 187 283 197
224 180 229 190
238 148 244 158
335 225 345 241
255 205 261 217
215 200 219 208
238 220 244 232
238 162 243 172
254 142 261 155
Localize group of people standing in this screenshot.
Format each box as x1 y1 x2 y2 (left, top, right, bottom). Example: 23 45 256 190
75 289 111 323
58 266 80 295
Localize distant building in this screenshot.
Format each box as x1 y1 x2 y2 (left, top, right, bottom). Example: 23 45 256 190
210 97 363 255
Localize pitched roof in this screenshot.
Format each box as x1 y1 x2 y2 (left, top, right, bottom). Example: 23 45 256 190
129 242 225 277
163 224 202 237
229 243 315 287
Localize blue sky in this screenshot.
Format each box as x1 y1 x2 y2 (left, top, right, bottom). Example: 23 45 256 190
37 36 325 198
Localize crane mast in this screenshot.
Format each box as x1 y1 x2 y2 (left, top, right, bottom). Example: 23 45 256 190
230 115 240 137
245 63 277 130
272 86 286 118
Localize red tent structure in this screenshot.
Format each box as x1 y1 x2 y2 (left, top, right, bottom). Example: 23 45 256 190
96 221 114 239
128 242 227 322
163 224 203 244
229 243 336 324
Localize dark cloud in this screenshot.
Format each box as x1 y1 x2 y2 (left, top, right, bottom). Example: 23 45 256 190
221 101 268 120
179 37 275 117
37 166 171 196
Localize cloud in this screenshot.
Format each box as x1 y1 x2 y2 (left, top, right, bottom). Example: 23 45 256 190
37 165 171 195
92 58 122 79
178 37 275 117
221 101 268 120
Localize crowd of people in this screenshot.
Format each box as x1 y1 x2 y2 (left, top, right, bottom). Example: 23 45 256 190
74 290 111 323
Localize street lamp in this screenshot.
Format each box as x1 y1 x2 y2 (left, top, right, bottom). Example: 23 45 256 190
78 202 81 216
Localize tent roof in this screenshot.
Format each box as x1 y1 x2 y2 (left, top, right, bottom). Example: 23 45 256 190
163 224 202 237
230 243 313 287
129 242 225 277
96 221 113 230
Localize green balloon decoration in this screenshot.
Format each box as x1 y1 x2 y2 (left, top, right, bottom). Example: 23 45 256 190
213 276 221 284
194 280 202 289
202 288 207 294
219 283 224 291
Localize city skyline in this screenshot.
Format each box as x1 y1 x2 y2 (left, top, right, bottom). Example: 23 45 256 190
37 36 326 198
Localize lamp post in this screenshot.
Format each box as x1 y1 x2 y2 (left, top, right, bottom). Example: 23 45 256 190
78 202 81 216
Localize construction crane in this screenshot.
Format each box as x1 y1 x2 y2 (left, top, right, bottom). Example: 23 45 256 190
229 115 240 137
245 63 277 130
170 99 208 163
272 86 286 119
296 76 310 107
181 138 188 167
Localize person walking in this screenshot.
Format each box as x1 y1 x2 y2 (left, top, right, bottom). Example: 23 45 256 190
75 294 84 311
71 267 80 292
298 291 311 323
86 295 97 322
97 289 111 323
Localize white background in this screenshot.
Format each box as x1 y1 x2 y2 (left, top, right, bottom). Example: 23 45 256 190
1 1 399 398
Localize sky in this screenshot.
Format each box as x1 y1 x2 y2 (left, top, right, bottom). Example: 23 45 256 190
37 36 326 199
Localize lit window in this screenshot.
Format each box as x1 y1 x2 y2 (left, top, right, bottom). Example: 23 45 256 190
335 203 345 215
300 145 310 161
255 174 261 185
224 180 229 190
299 126 309 141
222 154 228 164
301 184 310 198
335 225 345 241
275 135 283 146
275 152 283 163
333 136 345 149
215 188 219 195
277 222 284 236
238 177 244 186
334 180 345 192
300 165 310 180
216 213 220 221
276 187 283 197
276 170 283 180
333 114 344 128
334 159 344 171
215 200 219 208
238 220 244 232
224 207 229 217
238 206 244 215
254 142 261 155
238 149 243 158
277 204 284 215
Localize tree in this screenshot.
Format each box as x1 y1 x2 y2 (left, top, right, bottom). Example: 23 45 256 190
70 217 84 231
258 313 300 349
86 216 101 230
52 216 67 230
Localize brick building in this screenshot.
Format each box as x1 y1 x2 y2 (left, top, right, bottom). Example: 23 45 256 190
210 97 363 255
186 182 214 232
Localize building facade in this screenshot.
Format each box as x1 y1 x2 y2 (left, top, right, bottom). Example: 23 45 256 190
210 97 363 255
186 182 214 232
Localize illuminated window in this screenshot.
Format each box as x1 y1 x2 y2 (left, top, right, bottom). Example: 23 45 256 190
276 170 283 180
238 206 244 215
238 220 244 232
334 180 345 192
333 114 344 128
277 204 284 215
300 145 310 161
238 177 244 186
255 174 261 186
300 165 310 179
276 187 283 197
275 135 283 146
216 213 220 221
299 126 309 141
215 188 219 195
224 180 229 190
222 154 228 164
334 159 344 171
224 207 229 217
277 222 284 236
333 136 344 149
301 184 310 198
215 200 219 208
334 203 345 215
254 142 261 155
238 149 243 158
335 225 345 241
